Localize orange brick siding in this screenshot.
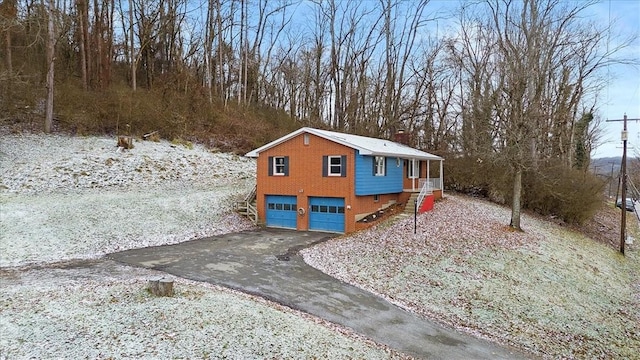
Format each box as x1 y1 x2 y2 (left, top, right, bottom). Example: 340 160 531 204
256 133 358 233
351 193 400 218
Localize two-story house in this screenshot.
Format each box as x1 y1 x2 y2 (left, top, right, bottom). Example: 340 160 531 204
245 127 444 234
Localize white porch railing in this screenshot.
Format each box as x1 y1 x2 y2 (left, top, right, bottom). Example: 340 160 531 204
418 178 441 190
416 181 433 210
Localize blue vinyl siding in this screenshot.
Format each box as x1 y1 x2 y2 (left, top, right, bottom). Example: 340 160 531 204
265 195 297 229
354 151 403 195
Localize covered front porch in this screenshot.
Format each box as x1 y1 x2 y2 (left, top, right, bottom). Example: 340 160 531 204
402 158 444 198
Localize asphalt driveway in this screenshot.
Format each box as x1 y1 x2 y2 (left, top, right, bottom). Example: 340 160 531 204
108 228 528 359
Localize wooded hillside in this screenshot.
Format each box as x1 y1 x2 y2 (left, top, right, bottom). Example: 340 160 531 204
0 0 634 226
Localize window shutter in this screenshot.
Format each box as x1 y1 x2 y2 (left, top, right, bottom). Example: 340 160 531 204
419 161 423 178
384 157 388 176
284 156 289 176
268 156 273 176
322 156 328 177
373 157 377 175
341 155 347 177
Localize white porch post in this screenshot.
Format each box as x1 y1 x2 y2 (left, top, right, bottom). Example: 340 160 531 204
427 160 430 189
412 158 417 191
440 160 444 195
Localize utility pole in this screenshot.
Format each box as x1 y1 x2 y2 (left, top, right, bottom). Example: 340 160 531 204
606 114 640 255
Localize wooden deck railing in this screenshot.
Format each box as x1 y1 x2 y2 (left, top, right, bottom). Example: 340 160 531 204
236 185 258 225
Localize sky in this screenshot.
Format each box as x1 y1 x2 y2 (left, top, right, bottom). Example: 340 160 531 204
589 0 640 159
426 0 639 159
395 0 639 159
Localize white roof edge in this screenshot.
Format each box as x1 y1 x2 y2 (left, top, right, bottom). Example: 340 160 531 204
371 151 443 160
245 127 309 157
245 127 444 160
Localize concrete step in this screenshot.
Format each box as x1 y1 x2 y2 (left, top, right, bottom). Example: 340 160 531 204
403 194 420 214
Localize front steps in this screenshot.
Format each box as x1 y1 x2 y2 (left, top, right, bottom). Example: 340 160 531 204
403 193 420 215
235 186 258 224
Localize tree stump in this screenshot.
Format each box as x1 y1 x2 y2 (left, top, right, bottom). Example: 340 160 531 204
148 277 174 297
117 135 134 149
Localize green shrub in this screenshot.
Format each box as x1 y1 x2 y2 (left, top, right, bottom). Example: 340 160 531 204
445 155 605 224
523 161 605 224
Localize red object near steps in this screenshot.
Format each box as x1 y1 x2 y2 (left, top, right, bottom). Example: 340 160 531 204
419 194 434 213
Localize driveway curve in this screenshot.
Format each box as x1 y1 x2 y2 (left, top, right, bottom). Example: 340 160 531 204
108 228 529 359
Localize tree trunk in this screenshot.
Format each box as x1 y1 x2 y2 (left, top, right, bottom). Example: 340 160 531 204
128 0 136 90
44 0 55 134
77 0 88 90
4 25 11 75
1 0 16 77
216 0 224 104
510 166 523 231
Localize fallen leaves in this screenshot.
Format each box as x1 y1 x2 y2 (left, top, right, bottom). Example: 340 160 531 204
302 194 640 359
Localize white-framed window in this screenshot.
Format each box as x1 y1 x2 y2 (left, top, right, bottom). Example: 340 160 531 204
328 156 342 176
273 157 286 175
303 133 310 145
375 156 386 176
373 194 380 202
408 159 418 179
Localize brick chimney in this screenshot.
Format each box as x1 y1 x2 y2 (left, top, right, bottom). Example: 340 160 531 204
394 129 410 145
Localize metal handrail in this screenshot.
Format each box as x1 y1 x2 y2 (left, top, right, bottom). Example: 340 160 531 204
416 181 433 210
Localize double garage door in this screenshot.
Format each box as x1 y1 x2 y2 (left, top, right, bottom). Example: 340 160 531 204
265 195 345 233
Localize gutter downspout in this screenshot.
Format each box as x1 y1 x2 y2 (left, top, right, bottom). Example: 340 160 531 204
440 160 444 196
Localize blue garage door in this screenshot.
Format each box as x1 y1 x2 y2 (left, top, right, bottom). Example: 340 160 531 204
265 195 297 229
309 197 345 233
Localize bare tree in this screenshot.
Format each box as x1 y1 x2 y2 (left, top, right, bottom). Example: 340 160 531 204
456 0 626 230
45 0 55 133
127 0 135 90
0 0 17 77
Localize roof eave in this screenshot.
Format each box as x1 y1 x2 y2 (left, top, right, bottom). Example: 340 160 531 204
368 151 443 161
245 127 444 161
244 127 309 157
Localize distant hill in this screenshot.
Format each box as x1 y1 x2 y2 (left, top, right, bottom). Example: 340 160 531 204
590 157 622 177
591 156 640 199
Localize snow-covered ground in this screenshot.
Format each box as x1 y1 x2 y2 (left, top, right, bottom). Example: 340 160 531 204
0 133 403 359
301 195 640 358
0 134 257 267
